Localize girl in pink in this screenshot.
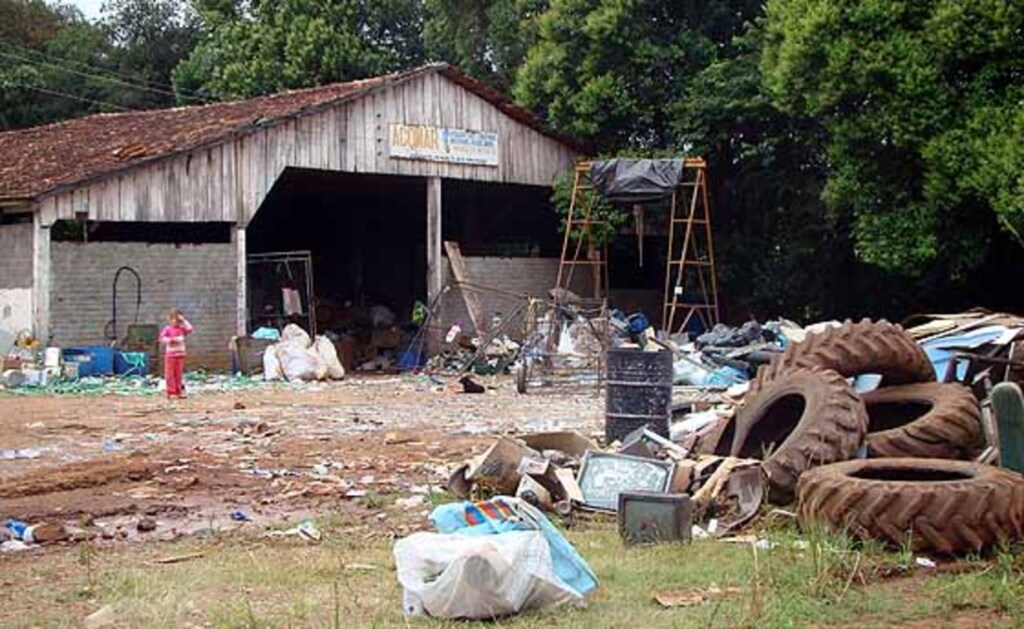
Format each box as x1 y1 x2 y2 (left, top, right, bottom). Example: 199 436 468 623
159 309 193 398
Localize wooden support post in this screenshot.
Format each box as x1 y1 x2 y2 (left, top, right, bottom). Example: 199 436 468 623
444 241 487 335
426 177 443 349
234 225 247 336
32 212 51 344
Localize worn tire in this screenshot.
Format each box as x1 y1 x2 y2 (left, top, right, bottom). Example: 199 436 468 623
730 368 868 504
753 319 934 393
797 458 1024 554
864 383 983 459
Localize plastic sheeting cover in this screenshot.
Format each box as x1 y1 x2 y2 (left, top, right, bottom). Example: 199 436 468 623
588 158 685 203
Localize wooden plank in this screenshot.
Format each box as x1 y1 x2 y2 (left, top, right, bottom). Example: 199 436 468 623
31 212 50 342
426 177 443 351
234 225 247 335
443 241 488 335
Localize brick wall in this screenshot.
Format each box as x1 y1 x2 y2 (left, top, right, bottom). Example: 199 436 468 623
438 257 590 337
0 223 32 289
0 223 34 335
49 241 236 368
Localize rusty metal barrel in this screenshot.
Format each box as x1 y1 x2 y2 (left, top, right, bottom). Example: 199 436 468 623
604 349 673 442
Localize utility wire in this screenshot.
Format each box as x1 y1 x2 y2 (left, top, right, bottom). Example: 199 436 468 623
0 40 210 103
0 48 207 103
11 83 140 112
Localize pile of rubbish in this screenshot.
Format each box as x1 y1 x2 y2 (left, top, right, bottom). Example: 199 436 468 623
685 315 1024 554
261 324 346 383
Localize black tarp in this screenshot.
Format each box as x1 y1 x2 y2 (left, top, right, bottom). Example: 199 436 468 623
588 158 685 203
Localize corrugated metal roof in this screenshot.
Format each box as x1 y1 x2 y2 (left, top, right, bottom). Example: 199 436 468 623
0 64 578 203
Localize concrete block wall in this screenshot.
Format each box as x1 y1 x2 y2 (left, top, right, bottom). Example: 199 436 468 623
439 257 590 338
50 241 236 368
0 223 34 334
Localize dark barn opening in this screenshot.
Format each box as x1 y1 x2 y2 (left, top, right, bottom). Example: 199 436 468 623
441 180 561 257
246 169 427 332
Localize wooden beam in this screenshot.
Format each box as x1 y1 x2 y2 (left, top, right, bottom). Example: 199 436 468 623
234 225 247 336
31 212 51 343
426 177 443 350
444 240 488 334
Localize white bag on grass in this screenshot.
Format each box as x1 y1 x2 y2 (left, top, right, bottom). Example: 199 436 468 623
277 342 326 381
263 345 284 381
280 323 312 348
393 530 582 620
314 336 346 380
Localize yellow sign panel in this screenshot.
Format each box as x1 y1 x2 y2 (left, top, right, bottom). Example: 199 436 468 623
389 123 499 167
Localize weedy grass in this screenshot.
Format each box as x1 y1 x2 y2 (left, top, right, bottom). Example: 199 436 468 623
3 518 1023 628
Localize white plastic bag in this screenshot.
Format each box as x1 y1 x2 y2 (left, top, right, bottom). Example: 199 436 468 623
313 336 345 380
393 530 581 619
263 345 284 381
277 341 326 381
280 323 312 348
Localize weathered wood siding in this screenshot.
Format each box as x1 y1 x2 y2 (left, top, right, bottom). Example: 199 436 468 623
36 72 576 226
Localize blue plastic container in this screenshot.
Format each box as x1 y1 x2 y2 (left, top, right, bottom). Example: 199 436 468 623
83 346 115 375
62 349 94 377
114 351 148 376
399 348 425 371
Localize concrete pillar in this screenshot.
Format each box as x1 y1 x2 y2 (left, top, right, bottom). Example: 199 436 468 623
234 225 248 336
426 177 443 350
31 212 51 344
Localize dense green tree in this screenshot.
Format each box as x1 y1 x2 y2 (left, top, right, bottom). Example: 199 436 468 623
101 0 201 108
514 0 761 152
424 0 546 91
0 0 201 129
0 1 116 129
761 0 1024 279
174 0 426 101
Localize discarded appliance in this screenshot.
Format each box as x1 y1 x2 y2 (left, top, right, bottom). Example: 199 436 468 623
576 451 675 512
618 492 693 545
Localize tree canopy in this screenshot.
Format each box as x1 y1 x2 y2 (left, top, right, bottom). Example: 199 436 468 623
173 0 425 100
761 0 1024 278
0 0 199 129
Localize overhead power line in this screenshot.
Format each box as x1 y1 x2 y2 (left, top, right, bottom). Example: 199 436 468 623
0 40 209 103
11 83 140 112
0 48 207 104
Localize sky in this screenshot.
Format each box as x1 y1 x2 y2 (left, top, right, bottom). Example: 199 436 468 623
67 0 105 20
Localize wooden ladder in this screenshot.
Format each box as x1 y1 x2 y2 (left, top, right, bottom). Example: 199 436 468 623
663 158 720 334
555 164 609 300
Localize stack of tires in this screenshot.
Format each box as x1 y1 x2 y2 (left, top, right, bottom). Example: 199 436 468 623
723 319 1024 554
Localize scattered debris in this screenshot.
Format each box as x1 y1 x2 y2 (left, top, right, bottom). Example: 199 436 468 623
136 518 157 533
152 552 205 565
83 605 116 629
653 586 742 608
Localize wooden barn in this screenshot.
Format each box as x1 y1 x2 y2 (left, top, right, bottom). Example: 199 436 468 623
0 64 582 367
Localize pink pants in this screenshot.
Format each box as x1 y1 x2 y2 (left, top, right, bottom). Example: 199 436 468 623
165 355 185 397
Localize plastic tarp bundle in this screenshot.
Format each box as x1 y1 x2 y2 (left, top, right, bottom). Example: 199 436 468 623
588 158 685 203
394 497 597 620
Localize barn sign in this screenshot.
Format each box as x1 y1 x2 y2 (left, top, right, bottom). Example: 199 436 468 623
389 123 499 167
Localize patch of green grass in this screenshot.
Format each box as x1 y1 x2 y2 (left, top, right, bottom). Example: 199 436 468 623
3 519 1023 628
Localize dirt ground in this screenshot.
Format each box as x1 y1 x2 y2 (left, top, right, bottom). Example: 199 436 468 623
1 376 1022 627
0 375 602 543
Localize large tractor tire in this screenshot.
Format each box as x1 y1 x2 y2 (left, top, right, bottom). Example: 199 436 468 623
753 319 934 393
797 458 1024 554
863 382 983 459
730 368 868 504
